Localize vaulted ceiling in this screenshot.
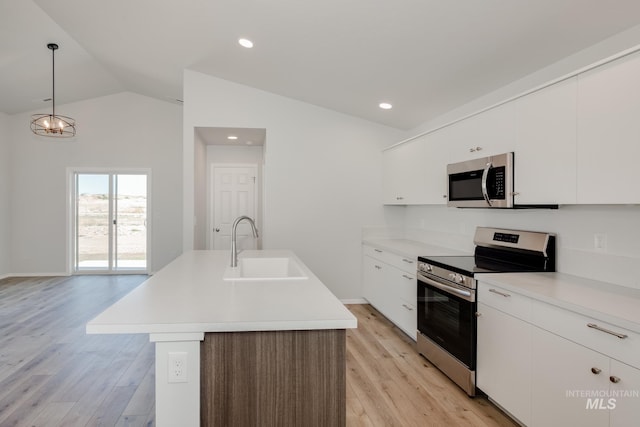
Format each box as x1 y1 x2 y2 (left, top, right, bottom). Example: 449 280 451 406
3 0 640 130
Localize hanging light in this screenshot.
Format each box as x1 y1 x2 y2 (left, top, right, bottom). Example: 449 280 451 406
31 43 76 137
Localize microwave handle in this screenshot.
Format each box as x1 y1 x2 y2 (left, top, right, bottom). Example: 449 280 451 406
481 161 492 206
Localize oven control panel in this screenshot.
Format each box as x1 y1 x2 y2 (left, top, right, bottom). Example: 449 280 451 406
417 262 475 289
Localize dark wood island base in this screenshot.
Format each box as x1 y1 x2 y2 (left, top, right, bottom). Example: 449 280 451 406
200 329 346 427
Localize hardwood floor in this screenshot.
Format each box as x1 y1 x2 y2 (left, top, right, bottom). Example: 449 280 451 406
0 275 154 427
345 304 516 427
0 276 517 426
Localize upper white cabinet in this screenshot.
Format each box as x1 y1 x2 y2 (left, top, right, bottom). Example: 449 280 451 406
446 101 517 163
382 133 447 205
515 78 578 205
577 51 640 204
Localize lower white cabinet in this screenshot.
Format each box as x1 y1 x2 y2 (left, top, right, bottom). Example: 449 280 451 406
476 302 532 426
477 280 640 427
362 245 417 340
531 326 609 427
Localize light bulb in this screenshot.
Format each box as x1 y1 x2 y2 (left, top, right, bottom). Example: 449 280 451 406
59 120 64 129
238 38 254 48
44 119 50 128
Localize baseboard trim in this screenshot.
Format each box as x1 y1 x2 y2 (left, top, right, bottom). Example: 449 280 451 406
6 272 70 278
340 298 368 305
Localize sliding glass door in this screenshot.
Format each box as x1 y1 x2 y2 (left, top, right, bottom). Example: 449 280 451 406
73 172 148 273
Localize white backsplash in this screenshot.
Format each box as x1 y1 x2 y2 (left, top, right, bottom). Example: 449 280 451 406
368 204 640 289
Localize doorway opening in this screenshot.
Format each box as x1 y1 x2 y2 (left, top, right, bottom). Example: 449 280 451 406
193 127 265 250
71 170 150 273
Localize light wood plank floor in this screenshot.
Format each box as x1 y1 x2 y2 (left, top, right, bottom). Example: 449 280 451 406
0 276 517 426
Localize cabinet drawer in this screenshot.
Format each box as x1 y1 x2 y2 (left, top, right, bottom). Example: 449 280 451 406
396 299 417 340
478 282 532 322
532 301 640 369
395 271 416 302
362 245 416 274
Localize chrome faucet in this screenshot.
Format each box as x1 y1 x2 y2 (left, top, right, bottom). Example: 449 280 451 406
230 216 259 267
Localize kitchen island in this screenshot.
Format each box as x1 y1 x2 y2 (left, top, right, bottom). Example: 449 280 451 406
87 250 357 427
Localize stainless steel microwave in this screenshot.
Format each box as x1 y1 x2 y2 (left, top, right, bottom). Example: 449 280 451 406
447 152 514 208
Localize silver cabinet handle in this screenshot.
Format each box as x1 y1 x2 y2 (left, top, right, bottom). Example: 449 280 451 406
442 194 447 198
475 312 482 317
214 228 220 232
402 304 414 311
610 376 621 384
374 249 383 253
402 274 413 280
481 161 492 207
396 196 404 200
469 146 482 152
374 265 382 270
402 259 414 264
489 288 511 298
587 323 628 339
591 367 602 375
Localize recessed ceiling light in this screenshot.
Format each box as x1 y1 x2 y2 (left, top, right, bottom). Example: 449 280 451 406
379 102 393 110
246 141 253 145
238 38 254 48
227 135 238 140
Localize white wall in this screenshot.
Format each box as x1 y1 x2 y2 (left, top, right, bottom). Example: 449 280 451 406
0 112 10 277
183 70 403 300
193 130 207 250
9 92 183 275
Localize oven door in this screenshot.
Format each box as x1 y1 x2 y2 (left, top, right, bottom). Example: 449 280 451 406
417 272 477 369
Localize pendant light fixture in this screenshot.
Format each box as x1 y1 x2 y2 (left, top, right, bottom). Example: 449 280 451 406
31 43 76 137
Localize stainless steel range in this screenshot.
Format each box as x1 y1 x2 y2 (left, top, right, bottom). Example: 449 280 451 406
416 227 555 396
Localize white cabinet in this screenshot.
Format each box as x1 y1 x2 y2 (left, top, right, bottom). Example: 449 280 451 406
362 245 417 340
382 139 421 204
477 280 640 427
577 50 640 204
446 101 517 163
531 326 610 427
476 302 532 426
362 254 387 314
609 359 640 427
382 133 447 205
515 78 578 204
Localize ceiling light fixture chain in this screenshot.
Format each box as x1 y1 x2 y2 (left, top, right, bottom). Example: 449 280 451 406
30 43 76 138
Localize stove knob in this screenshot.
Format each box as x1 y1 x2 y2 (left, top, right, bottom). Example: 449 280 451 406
425 264 433 272
453 274 464 284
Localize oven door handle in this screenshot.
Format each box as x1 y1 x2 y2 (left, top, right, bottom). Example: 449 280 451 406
481 161 493 207
418 274 475 302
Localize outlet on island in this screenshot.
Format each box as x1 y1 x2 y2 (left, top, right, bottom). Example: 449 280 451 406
168 351 188 383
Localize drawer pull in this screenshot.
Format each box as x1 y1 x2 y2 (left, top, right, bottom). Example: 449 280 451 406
402 304 414 311
610 376 621 384
591 367 602 375
488 288 511 298
402 274 413 280
374 249 383 253
374 265 382 270
402 259 414 264
587 323 628 339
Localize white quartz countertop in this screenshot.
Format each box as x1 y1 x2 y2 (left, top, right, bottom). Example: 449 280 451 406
86 250 357 335
362 238 470 259
478 272 640 333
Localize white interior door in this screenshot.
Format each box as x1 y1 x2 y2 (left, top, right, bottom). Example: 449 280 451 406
210 165 258 250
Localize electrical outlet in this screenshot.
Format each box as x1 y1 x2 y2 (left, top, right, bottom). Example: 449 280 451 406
594 233 607 251
168 352 188 383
